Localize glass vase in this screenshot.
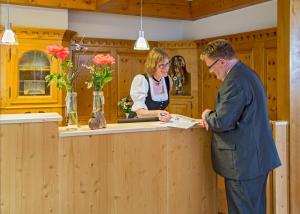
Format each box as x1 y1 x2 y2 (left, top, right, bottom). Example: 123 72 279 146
93 91 104 112
88 91 107 129
65 92 78 130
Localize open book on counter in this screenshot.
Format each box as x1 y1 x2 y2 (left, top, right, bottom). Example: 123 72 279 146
161 114 200 129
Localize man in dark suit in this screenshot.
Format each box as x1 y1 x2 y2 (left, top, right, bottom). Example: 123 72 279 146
199 39 281 214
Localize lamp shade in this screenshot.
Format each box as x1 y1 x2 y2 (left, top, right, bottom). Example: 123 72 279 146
134 30 150 50
1 28 18 45
0 4 18 45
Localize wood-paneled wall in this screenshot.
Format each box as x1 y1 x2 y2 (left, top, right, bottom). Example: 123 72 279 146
71 38 157 124
71 38 199 124
196 28 277 120
71 28 277 125
158 41 199 118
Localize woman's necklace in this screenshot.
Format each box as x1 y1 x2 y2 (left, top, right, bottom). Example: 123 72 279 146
152 76 162 85
152 76 164 94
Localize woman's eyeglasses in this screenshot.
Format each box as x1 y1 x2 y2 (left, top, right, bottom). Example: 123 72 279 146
158 62 170 69
207 59 220 70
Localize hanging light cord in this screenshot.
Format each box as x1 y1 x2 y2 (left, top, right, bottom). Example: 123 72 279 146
7 3 10 27
6 0 9 26
140 0 143 31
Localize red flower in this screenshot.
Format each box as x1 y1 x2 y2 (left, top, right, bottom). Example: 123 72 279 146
46 45 61 55
46 45 69 61
56 47 69 61
93 54 115 65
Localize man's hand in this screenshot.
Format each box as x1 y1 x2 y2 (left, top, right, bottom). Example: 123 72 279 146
199 119 209 131
200 109 212 131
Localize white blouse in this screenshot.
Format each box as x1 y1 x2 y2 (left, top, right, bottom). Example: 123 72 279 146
130 74 173 111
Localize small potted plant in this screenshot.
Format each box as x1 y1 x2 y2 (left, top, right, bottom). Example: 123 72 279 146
118 96 133 118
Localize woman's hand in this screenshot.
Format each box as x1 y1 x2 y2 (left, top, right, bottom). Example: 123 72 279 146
157 110 171 122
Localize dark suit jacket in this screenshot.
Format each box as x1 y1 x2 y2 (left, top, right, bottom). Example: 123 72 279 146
205 61 281 180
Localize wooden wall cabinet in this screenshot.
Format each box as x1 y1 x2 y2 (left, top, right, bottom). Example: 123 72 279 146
0 27 75 115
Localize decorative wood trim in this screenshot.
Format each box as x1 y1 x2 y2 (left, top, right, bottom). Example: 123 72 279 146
196 28 277 46
158 41 197 49
0 26 76 41
72 38 197 49
72 37 158 49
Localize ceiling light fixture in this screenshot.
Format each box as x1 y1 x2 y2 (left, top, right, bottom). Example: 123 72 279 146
1 3 18 45
134 0 150 50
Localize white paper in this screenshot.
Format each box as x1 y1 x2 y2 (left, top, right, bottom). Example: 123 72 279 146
162 114 200 129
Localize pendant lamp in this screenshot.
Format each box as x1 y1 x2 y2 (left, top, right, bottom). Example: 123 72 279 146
1 4 18 45
134 0 150 50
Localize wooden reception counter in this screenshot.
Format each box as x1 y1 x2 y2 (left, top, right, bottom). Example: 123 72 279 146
0 113 216 214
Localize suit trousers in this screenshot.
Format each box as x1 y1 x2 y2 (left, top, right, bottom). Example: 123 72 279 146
224 173 268 214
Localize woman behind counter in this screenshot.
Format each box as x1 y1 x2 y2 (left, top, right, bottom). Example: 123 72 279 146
130 48 173 121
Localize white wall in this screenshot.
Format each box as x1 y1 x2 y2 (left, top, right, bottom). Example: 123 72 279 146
183 0 277 40
0 4 68 29
68 11 185 41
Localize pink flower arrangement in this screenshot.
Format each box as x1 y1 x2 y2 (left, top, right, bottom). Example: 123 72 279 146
85 54 115 92
45 45 77 92
92 54 115 65
46 45 70 61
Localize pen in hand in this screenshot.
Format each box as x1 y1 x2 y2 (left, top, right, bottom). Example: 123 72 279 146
158 112 171 122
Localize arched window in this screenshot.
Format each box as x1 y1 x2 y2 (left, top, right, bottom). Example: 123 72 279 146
18 51 50 96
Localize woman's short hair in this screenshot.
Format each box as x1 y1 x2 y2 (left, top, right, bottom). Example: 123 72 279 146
145 48 169 75
200 39 236 60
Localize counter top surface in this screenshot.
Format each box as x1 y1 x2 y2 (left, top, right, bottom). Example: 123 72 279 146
0 113 62 124
59 121 197 137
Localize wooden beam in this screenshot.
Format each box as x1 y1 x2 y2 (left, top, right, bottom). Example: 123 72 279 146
97 0 193 20
0 0 272 20
97 0 112 7
0 0 97 11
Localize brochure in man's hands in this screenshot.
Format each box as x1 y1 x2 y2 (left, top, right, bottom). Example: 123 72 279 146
161 114 200 129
